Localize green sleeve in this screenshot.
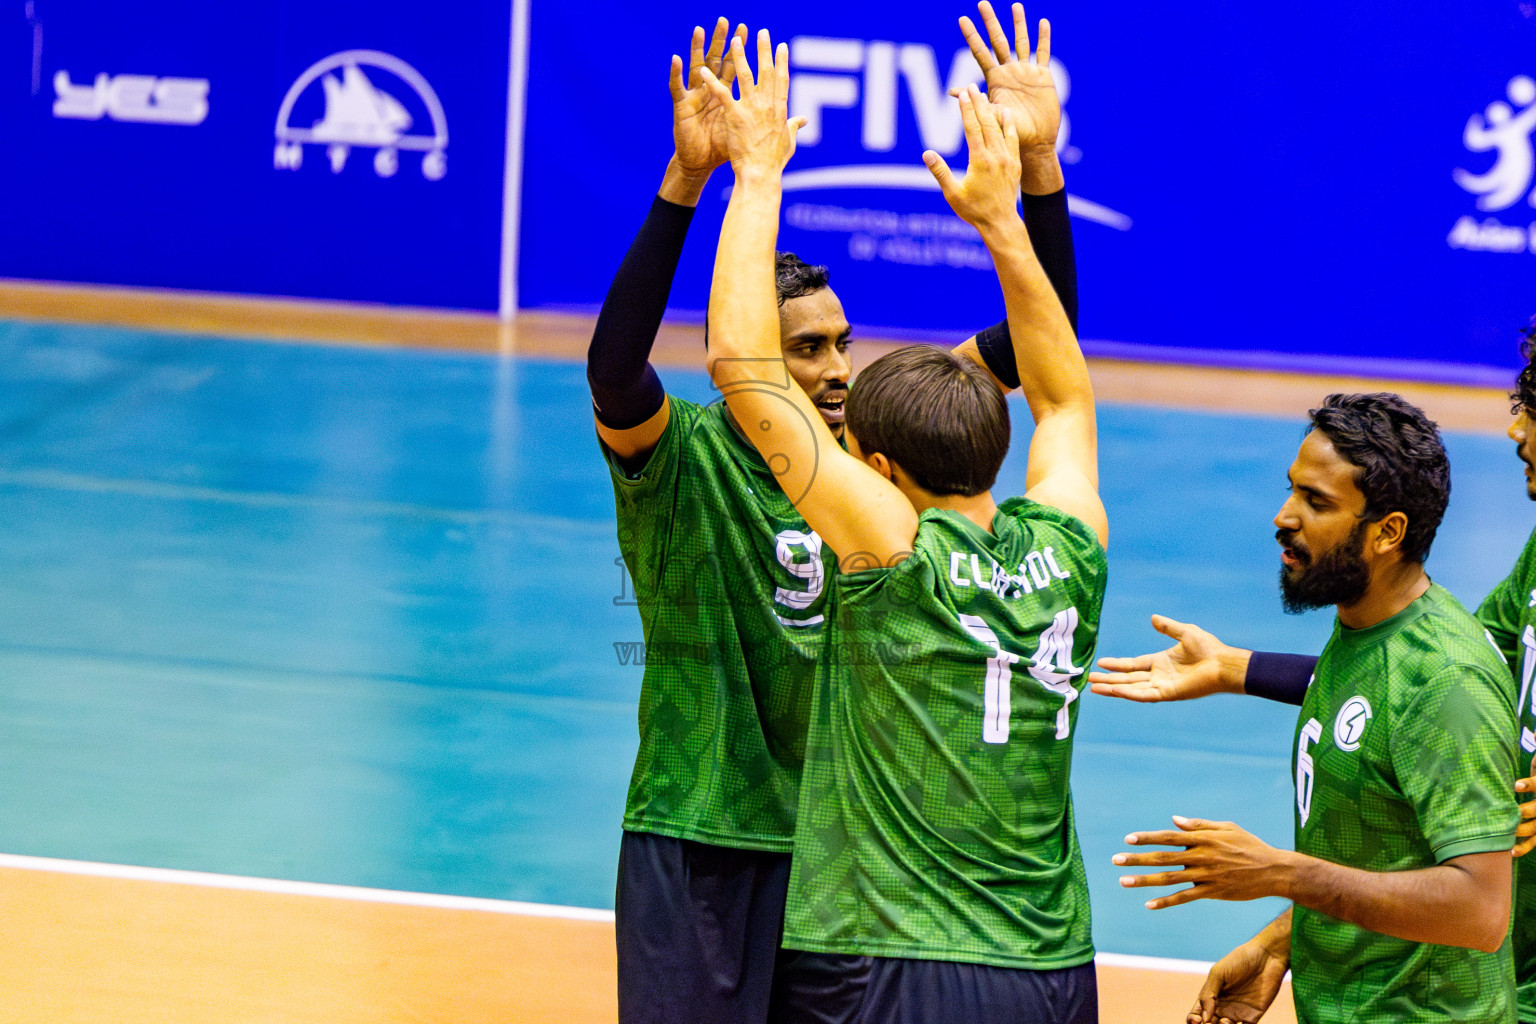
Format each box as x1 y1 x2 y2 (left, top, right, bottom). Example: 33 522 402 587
1477 528 1536 673
1477 568 1526 673
1391 665 1518 862
600 396 699 500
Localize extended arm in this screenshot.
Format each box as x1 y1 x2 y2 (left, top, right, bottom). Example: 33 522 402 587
703 32 919 565
591 20 745 463
951 2 1077 393
1117 818 1511 953
1088 615 1315 706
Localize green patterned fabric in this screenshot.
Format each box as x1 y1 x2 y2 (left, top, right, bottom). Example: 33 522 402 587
1290 584 1518 1024
782 498 1107 968
1476 524 1536 1023
604 397 828 852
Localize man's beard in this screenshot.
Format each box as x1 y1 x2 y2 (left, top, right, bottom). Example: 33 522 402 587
1279 520 1371 614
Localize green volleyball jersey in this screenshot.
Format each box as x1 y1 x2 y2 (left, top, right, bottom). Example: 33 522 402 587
1476 523 1536 1024
1290 584 1517 1024
604 396 828 852
782 498 1107 968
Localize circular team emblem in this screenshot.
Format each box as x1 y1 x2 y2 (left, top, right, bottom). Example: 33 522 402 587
1334 696 1373 752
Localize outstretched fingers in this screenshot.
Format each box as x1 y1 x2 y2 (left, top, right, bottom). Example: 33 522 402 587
719 24 748 90
958 16 998 72
696 64 735 107
923 150 960 197
977 1 1014 64
701 18 729 78
755 28 774 99
669 54 687 104
775 40 790 115
1034 14 1051 66
729 35 756 94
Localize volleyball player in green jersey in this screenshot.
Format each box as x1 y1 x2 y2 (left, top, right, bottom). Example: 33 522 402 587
700 20 1108 1022
1092 394 1519 1024
1092 324 1536 1024
592 10 1084 1023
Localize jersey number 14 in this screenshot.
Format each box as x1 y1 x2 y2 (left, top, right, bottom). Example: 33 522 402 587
959 609 1082 744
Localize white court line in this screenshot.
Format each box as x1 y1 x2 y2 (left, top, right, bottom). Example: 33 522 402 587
1094 951 1215 975
0 853 1224 973
0 853 614 922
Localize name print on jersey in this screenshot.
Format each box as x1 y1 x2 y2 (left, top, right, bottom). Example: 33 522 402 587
948 544 1073 599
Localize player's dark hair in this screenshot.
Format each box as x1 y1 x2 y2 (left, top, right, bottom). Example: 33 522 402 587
1306 393 1449 565
846 345 1008 497
1510 316 1536 416
703 252 831 349
774 251 829 306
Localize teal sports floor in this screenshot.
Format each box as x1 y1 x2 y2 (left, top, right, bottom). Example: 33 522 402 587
1 318 1530 964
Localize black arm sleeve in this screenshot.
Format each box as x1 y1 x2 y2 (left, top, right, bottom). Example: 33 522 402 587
973 188 1078 390
1245 651 1318 706
587 195 694 429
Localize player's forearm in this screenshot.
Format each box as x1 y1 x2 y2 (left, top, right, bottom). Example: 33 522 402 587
977 219 1090 422
707 171 783 378
657 155 712 208
1283 852 1511 952
587 187 696 428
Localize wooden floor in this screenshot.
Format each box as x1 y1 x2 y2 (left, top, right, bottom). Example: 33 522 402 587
0 860 1295 1024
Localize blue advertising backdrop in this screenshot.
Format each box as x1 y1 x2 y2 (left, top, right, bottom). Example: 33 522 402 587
520 0 1536 376
4 0 511 309
5 1 1536 371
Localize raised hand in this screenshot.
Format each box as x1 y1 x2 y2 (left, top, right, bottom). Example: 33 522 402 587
1088 615 1243 702
923 85 1022 232
670 19 749 179
1188 939 1289 1024
959 3 1059 161
699 30 804 178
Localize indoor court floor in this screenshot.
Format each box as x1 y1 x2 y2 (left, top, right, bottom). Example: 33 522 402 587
0 284 1528 1022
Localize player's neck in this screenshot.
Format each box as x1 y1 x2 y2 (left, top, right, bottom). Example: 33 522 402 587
911 490 999 535
1336 562 1431 630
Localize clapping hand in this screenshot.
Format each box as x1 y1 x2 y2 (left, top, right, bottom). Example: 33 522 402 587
698 30 805 178
923 85 1022 233
670 18 749 179
958 2 1061 189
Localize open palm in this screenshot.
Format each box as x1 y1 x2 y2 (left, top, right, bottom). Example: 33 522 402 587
670 19 747 176
960 2 1059 154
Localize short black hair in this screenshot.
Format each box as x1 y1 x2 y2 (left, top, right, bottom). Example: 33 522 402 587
1510 316 1536 416
1307 393 1449 565
704 252 831 348
846 345 1009 496
775 251 829 306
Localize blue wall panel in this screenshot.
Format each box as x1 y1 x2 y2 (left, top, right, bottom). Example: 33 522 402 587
3 1 510 309
519 0 1536 373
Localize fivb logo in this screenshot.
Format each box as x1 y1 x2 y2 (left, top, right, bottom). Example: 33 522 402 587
785 35 1128 231
273 51 448 180
1448 73 1536 254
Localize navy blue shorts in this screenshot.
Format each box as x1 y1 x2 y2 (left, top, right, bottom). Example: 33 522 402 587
782 951 1097 1024
615 830 870 1024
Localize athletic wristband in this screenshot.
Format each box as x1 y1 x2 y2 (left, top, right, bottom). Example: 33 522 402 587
1244 651 1317 706
971 189 1079 391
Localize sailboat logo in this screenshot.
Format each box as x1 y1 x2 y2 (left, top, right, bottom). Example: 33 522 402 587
273 50 448 180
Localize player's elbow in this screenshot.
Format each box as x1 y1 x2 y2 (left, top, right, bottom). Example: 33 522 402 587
1460 882 1512 953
